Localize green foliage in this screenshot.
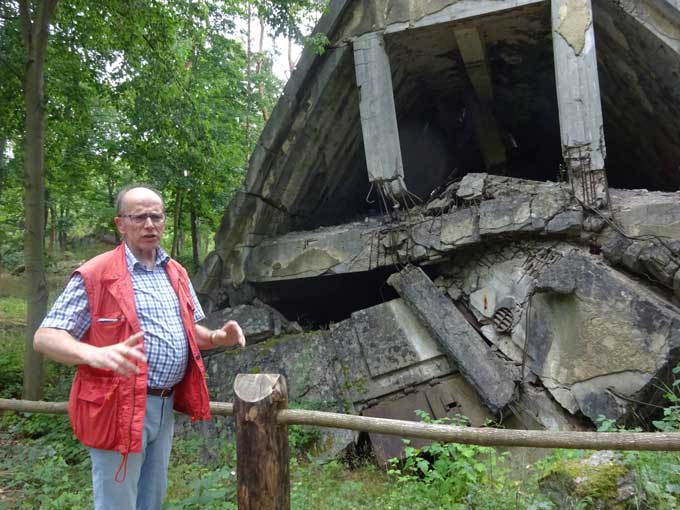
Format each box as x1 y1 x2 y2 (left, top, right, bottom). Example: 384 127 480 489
653 364 680 432
305 32 331 55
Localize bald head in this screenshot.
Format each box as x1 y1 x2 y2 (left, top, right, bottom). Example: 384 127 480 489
116 185 164 216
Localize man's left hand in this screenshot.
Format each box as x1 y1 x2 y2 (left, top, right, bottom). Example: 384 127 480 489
211 320 246 348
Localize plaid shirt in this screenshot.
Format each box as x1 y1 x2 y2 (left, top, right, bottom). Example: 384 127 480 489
41 244 205 389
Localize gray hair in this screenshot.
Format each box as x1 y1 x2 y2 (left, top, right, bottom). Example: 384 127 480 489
115 185 164 215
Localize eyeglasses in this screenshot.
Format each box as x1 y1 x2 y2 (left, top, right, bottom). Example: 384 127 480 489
119 213 166 225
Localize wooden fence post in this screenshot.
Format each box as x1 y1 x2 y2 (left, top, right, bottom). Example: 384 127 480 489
234 373 290 510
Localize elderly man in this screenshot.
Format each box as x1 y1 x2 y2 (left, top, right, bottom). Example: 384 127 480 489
34 185 245 510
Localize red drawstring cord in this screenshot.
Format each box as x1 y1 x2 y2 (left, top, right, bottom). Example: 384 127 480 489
114 452 129 483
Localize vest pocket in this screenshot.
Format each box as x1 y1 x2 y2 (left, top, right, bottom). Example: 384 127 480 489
72 376 120 450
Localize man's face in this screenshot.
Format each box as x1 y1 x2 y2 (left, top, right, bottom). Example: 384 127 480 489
114 187 166 257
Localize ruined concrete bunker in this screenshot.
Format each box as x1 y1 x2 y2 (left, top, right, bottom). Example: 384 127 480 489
192 0 680 461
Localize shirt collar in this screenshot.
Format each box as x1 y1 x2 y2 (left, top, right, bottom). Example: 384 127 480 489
123 242 170 272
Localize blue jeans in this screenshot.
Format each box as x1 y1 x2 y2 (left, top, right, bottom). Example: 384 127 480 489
89 394 175 510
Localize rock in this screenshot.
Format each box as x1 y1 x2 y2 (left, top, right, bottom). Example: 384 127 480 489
456 172 487 200
547 210 584 234
201 300 297 345
539 451 634 510
599 230 632 265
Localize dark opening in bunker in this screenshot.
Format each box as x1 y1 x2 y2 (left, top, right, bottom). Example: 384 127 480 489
250 267 400 329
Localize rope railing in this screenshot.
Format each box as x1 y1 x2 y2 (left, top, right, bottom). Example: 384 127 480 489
4 374 680 510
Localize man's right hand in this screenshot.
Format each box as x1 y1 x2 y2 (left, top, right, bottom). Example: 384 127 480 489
88 332 147 377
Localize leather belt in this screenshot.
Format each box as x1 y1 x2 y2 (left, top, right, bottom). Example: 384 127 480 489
147 387 174 397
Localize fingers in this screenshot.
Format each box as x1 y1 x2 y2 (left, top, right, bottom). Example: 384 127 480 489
88 332 147 377
124 331 144 346
222 321 246 348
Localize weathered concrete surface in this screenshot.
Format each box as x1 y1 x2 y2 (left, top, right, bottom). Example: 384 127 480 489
203 332 356 458
435 234 680 425
388 265 519 415
594 0 680 190
336 0 548 38
597 189 680 298
529 252 680 423
552 0 609 208
329 299 455 404
242 175 582 284
353 32 407 196
201 300 301 345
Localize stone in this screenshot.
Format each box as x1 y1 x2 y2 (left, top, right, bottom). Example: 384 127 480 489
201 300 298 345
440 207 479 246
329 299 454 404
599 230 632 265
456 172 487 201
478 194 534 236
539 451 634 510
546 210 583 234
388 265 518 414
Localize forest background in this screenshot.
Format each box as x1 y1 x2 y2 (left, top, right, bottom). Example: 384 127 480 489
0 0 326 400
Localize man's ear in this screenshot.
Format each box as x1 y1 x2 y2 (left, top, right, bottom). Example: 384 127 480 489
114 216 125 236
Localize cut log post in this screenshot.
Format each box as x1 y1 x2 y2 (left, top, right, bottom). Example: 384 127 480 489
353 31 408 198
387 266 516 415
234 374 290 510
551 0 609 209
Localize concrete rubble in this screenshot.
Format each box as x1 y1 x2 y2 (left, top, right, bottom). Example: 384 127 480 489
189 0 680 460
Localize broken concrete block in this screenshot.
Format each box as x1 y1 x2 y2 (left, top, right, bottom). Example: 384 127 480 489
599 230 632 265
528 252 680 423
506 384 587 432
456 172 487 201
201 301 297 344
479 194 534 236
387 265 517 415
546 210 583 234
440 207 479 246
534 261 577 295
329 300 454 404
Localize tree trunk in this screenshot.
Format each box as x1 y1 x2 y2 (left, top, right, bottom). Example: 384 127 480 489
48 204 56 254
20 0 59 401
190 205 199 273
0 138 7 205
171 188 183 259
107 176 120 243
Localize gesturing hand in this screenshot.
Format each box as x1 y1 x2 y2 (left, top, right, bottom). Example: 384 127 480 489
88 331 147 377
211 321 246 349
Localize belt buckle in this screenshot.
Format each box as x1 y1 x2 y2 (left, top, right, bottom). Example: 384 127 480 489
159 388 172 398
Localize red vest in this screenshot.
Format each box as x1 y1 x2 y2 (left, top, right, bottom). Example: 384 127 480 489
67 243 210 453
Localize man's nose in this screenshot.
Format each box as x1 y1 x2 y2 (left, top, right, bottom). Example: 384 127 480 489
143 216 155 227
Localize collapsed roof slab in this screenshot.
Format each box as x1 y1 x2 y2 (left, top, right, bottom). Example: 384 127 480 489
243 175 582 283
387 265 519 415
